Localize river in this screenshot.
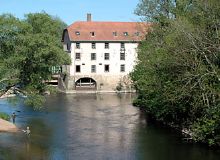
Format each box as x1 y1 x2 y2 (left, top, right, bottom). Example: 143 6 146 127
0 93 220 160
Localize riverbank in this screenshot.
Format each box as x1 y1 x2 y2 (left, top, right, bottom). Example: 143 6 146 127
59 89 136 94
0 118 18 132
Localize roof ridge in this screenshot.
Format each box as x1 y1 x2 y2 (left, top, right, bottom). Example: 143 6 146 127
72 21 145 23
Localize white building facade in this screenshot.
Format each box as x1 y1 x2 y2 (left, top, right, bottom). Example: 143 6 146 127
61 14 149 92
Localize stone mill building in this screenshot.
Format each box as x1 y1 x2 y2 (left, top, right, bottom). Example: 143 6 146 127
61 14 150 92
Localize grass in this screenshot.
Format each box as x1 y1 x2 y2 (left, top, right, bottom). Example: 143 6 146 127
0 112 10 121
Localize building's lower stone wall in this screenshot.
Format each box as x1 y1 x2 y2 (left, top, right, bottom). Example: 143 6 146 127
61 74 134 92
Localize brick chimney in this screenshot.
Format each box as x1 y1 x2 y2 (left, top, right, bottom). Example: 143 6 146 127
87 13 92 22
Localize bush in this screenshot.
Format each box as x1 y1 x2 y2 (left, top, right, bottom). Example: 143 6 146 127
0 112 10 121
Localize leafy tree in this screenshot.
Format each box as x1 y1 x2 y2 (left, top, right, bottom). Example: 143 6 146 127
132 0 220 146
135 0 177 21
0 12 71 108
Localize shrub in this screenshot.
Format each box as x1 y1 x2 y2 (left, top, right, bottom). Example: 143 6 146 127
0 112 10 121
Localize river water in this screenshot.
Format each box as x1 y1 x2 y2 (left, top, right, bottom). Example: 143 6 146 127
0 93 220 160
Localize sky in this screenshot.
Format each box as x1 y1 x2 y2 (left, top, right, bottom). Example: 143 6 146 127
0 0 141 25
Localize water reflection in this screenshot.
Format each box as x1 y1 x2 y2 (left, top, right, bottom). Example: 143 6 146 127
0 93 220 160
62 94 139 159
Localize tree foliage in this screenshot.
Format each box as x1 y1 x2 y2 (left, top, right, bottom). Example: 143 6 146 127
132 0 220 146
0 12 71 108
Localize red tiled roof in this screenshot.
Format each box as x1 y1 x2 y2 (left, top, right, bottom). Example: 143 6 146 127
66 21 151 42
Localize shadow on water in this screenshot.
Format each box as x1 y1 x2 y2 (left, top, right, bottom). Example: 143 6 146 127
133 110 220 160
0 93 220 160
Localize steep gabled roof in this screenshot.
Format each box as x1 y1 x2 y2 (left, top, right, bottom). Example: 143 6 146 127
64 21 151 42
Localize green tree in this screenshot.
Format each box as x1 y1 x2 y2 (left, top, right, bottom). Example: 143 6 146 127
135 0 177 21
0 12 71 108
132 0 220 146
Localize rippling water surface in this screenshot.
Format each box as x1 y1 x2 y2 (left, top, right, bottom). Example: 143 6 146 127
0 93 220 160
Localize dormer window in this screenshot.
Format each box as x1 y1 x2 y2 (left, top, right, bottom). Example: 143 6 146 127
90 32 95 37
135 32 140 36
75 31 80 35
113 32 117 36
123 32 128 36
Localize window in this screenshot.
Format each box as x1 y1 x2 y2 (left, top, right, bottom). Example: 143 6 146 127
135 32 140 36
91 65 96 73
91 53 96 60
63 44 68 51
104 53 110 60
104 65 109 72
75 31 80 35
76 65 81 72
123 32 128 36
90 32 95 37
113 32 117 36
51 66 62 74
120 64 125 72
75 53 81 60
105 43 109 49
120 52 125 60
121 42 125 48
92 43 96 49
66 43 69 51
76 42 80 49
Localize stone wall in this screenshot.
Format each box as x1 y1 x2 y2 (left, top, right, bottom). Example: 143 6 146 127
60 74 134 92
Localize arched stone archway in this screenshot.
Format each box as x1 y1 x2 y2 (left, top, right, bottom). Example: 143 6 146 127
75 77 97 90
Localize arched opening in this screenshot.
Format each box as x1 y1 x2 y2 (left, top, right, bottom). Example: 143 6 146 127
75 77 97 90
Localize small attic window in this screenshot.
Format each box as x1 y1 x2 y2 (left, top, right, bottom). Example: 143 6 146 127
135 32 140 36
113 32 117 36
75 31 80 35
123 32 128 36
90 32 95 37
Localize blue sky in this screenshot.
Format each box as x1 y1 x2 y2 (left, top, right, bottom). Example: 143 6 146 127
0 0 141 25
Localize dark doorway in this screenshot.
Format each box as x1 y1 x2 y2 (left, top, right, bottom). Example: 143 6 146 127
75 77 96 90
